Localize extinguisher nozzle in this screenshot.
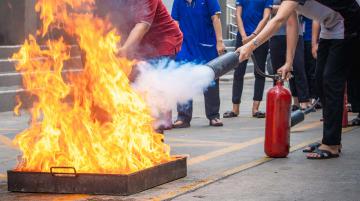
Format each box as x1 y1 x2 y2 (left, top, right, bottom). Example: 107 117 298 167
291 110 305 127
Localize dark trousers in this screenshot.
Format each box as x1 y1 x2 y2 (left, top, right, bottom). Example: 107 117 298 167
347 36 360 113
269 35 309 102
316 39 349 146
232 34 268 104
177 79 220 122
304 41 317 99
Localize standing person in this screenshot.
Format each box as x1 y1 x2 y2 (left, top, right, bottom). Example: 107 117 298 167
303 17 318 105
269 0 310 111
347 31 360 126
95 0 183 60
223 0 273 119
95 0 183 131
171 0 226 128
236 0 360 159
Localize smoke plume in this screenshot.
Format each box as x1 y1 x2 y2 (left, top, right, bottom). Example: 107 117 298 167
132 59 215 118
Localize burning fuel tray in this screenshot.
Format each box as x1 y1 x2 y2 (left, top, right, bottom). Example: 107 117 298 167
7 156 187 195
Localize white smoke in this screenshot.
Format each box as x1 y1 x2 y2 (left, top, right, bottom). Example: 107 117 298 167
132 59 215 118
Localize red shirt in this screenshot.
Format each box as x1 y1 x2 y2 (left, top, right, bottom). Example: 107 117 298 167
96 0 183 59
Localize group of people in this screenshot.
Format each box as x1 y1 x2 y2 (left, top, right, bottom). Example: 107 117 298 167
235 0 360 159
102 0 360 160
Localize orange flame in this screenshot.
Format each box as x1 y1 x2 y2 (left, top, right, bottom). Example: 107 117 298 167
12 0 171 174
14 95 22 116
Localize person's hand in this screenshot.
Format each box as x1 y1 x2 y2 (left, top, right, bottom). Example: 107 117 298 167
311 43 318 59
236 42 254 62
277 62 293 81
117 46 128 58
216 40 226 55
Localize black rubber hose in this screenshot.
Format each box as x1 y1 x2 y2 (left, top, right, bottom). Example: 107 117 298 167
291 98 320 127
251 54 280 80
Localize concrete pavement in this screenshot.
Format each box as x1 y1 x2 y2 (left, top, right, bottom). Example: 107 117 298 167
174 127 360 201
0 78 359 201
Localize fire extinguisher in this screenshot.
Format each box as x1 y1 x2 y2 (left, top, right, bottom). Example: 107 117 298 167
265 80 292 157
206 52 318 158
252 55 292 158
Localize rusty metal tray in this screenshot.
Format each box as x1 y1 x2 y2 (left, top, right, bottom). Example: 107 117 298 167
7 156 187 195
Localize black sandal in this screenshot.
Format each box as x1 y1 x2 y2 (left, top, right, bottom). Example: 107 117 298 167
252 111 265 118
303 142 321 153
223 111 238 118
209 118 223 127
172 120 190 129
307 149 339 160
303 143 342 153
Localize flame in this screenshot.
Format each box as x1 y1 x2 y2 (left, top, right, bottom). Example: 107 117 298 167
14 95 22 116
12 0 171 174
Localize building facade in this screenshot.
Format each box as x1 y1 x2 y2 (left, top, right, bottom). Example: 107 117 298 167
0 0 229 45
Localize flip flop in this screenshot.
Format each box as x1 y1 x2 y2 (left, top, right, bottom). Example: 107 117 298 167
172 120 190 129
349 116 360 127
307 149 339 160
252 111 265 118
302 142 321 153
314 102 322 109
209 118 223 127
303 143 342 153
223 111 238 118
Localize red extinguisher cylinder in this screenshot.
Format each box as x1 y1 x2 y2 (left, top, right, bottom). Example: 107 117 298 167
265 81 292 158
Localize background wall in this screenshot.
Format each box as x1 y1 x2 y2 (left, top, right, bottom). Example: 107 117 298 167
0 0 231 45
162 0 174 12
0 0 37 45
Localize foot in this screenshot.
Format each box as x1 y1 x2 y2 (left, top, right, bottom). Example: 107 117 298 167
306 144 340 159
302 142 321 153
300 102 310 110
314 102 322 109
223 111 238 118
172 120 190 129
209 118 223 127
252 111 265 118
349 116 360 126
303 143 342 153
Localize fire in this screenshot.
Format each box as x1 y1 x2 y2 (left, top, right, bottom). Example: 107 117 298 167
12 0 171 174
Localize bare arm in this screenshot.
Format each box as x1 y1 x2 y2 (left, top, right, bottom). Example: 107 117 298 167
277 12 299 80
212 13 226 55
243 8 272 44
311 20 320 58
253 8 272 35
237 1 299 61
117 22 150 57
272 5 280 14
285 13 299 69
236 6 247 38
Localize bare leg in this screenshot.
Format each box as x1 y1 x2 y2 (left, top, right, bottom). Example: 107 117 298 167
233 104 240 115
252 101 261 114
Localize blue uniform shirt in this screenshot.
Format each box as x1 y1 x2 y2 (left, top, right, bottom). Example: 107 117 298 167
303 17 313 41
172 0 221 63
236 0 273 36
